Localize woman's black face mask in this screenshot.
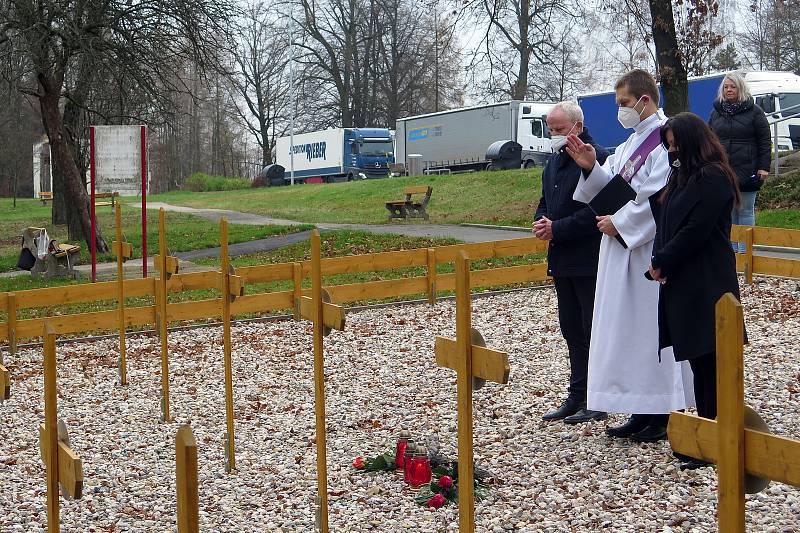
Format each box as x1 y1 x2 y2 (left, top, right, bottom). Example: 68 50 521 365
668 150 681 169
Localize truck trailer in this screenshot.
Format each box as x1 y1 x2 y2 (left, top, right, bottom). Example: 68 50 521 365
578 70 800 151
275 128 394 184
394 101 555 172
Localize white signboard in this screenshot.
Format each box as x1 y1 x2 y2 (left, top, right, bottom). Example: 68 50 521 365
92 125 146 196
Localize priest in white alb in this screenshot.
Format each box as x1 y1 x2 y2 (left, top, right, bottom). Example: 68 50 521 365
564 69 694 442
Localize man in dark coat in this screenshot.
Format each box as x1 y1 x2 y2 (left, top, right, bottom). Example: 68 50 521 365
534 101 610 424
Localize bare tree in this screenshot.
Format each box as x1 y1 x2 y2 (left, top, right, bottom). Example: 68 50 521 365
0 0 236 250
467 0 581 100
296 0 363 127
740 0 800 73
231 2 293 167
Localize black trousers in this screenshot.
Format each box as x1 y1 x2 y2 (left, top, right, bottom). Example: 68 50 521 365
553 275 596 403
689 351 718 420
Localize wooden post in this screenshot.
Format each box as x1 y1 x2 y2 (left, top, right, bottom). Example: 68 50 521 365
311 230 330 533
0 361 9 401
426 248 437 305
744 228 754 285
158 208 171 422
219 218 236 472
292 262 303 320
44 322 60 533
176 424 199 533
7 292 17 357
114 204 128 386
667 293 800 532
455 251 475 532
716 293 746 533
292 234 344 533
40 323 84 525
434 251 510 533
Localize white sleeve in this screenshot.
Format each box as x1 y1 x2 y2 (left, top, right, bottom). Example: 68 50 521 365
610 148 670 250
572 150 619 203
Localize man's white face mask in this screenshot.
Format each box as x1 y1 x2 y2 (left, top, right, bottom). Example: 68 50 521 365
550 122 578 152
617 96 645 129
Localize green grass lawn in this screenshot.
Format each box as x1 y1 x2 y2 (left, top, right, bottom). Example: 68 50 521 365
757 209 800 229
0 198 311 273
147 168 543 226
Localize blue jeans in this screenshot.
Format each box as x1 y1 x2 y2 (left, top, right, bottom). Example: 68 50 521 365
731 191 757 252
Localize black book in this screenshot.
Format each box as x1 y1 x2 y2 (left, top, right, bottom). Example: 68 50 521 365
588 174 636 248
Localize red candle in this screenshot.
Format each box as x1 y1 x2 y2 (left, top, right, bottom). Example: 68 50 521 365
403 441 416 484
396 440 408 469
409 447 432 487
395 430 411 469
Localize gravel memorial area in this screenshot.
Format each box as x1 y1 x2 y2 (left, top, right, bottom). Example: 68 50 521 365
1 276 799 532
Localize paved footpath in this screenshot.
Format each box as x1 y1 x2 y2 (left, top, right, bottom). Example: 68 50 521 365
143 202 534 243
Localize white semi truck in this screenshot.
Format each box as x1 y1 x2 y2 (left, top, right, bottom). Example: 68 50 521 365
275 127 394 183
394 101 555 172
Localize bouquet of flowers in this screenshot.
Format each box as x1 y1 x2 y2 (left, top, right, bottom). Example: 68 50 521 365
414 463 490 509
352 451 397 472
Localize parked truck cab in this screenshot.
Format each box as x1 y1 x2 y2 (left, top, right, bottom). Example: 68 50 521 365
516 103 554 168
344 128 395 180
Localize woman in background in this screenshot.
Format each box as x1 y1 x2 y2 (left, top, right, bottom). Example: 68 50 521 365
649 112 743 470
708 72 771 252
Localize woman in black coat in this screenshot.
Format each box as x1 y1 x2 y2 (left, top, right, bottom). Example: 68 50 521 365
648 112 743 469
708 72 771 251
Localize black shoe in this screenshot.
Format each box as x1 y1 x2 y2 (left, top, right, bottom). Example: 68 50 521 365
564 409 607 424
679 459 711 471
542 398 584 421
629 424 668 443
672 451 694 462
605 414 651 438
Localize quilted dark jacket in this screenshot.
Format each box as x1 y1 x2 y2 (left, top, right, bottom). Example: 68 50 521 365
708 98 771 192
534 129 609 277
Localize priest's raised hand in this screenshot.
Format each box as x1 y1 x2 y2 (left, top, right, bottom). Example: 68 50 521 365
565 134 596 171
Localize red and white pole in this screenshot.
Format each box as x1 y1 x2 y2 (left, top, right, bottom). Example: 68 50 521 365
90 126 97 283
140 125 148 278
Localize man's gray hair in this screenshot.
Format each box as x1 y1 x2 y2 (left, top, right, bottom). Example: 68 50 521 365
717 72 751 103
550 100 584 123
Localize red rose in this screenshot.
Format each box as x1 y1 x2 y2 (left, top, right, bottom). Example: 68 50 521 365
352 456 365 469
427 493 446 509
437 475 453 489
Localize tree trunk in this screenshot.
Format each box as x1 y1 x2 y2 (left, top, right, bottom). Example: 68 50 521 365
648 0 688 116
39 82 108 252
513 0 530 100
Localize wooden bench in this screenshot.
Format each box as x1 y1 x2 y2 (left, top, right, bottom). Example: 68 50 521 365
39 191 53 204
385 185 432 221
95 192 119 207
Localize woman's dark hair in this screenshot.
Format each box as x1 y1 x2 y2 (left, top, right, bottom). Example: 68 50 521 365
659 112 741 206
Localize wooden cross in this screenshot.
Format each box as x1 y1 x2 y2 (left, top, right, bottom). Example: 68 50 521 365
434 250 510 533
40 322 84 532
154 208 178 422
112 203 133 386
218 218 244 472
294 230 346 533
176 424 200 533
668 293 800 532
0 361 9 402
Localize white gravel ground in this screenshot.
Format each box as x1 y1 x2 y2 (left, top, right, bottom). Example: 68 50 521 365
1 276 798 532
